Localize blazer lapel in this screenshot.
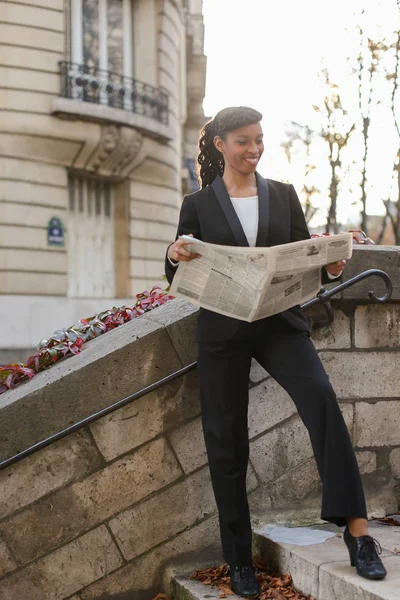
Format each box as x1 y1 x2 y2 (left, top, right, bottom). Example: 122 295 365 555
211 175 249 246
255 172 270 247
211 172 270 247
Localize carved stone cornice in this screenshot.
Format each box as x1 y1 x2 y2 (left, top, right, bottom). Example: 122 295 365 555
83 125 143 178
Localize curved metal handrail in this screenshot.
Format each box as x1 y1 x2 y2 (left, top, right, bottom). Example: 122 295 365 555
302 269 393 323
0 268 393 471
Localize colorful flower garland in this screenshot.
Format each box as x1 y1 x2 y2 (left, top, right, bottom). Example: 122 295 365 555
0 287 174 395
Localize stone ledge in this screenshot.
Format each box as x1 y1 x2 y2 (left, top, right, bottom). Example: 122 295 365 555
0 308 187 463
340 246 400 302
52 97 174 143
253 522 400 600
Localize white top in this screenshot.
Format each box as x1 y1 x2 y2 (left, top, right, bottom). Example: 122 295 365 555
230 195 259 247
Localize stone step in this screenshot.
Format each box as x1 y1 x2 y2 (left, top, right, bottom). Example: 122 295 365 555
172 576 242 599
253 521 400 600
169 521 400 600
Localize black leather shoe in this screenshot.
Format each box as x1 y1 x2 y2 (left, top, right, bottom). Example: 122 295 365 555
344 526 387 580
230 564 260 597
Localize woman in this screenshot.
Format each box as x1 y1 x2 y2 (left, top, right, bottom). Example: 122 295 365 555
165 107 386 597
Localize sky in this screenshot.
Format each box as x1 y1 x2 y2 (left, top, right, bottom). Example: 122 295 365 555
201 0 400 227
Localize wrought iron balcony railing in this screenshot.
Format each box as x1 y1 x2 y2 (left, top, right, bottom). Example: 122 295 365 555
59 61 169 126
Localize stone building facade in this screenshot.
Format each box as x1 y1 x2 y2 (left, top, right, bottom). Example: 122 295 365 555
0 0 206 361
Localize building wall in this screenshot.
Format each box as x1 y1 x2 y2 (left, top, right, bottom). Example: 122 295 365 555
0 0 206 358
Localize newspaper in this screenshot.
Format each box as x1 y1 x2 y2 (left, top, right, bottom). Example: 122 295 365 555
170 233 352 322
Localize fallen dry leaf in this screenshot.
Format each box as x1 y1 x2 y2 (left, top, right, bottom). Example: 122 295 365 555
189 558 315 599
377 517 400 526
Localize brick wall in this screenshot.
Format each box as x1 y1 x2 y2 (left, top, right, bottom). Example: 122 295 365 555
0 247 399 599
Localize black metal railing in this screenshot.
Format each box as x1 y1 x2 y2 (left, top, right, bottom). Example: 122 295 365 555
59 61 169 126
302 268 393 323
0 269 392 471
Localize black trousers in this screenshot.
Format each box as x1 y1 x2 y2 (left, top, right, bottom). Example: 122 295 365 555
197 314 367 567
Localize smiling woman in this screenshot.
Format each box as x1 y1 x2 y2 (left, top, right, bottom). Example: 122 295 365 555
196 106 263 188
164 105 387 597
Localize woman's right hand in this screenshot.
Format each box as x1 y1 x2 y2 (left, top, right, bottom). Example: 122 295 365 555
168 234 201 262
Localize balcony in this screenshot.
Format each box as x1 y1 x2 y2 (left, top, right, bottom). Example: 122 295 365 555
51 62 173 142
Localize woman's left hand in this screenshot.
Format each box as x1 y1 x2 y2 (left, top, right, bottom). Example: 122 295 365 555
325 259 346 277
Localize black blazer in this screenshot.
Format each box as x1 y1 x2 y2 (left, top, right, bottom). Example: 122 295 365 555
165 172 337 343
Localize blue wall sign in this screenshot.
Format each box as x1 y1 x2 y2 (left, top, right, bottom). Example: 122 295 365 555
47 217 65 247
186 158 199 192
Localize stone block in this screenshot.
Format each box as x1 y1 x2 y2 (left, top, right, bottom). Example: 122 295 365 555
131 277 153 295
12 0 64 9
319 555 400 600
248 485 273 514
320 352 400 399
130 219 176 243
0 224 61 250
249 358 268 383
0 430 102 520
130 258 166 280
0 66 59 94
255 531 347 599
354 402 400 448
160 15 181 51
130 198 179 225
0 132 80 166
250 415 313 484
0 23 63 52
365 482 399 519
109 466 215 560
0 536 16 577
0 526 122 600
248 379 297 439
0 199 67 228
355 305 400 348
80 515 220 600
144 298 199 364
160 69 178 95
90 371 201 461
389 447 400 478
129 180 179 207
0 179 67 207
0 248 66 273
0 3 64 31
130 257 147 278
0 438 181 564
159 32 179 61
0 157 67 187
0 45 59 73
269 458 321 507
162 0 182 26
133 158 179 188
130 239 170 261
0 86 50 114
8 268 65 296
340 402 354 440
159 50 177 74
355 451 377 475
341 246 400 301
0 315 182 463
311 309 351 350
168 416 207 473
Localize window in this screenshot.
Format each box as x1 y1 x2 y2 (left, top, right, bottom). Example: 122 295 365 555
68 175 116 298
70 0 133 78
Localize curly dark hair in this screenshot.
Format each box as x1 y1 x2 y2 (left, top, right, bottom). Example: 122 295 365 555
196 106 263 188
